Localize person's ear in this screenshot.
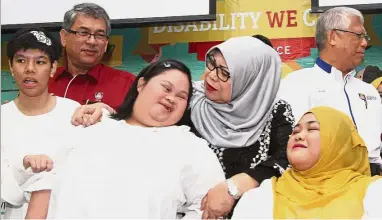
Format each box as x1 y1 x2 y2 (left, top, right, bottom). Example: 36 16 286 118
328 30 338 47
103 41 109 53
9 60 14 77
50 61 58 78
137 77 146 93
59 29 68 47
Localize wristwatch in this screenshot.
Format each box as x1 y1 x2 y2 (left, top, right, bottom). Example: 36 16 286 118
226 179 240 200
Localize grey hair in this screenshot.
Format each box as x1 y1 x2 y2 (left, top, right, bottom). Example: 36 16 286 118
62 3 111 35
316 7 364 51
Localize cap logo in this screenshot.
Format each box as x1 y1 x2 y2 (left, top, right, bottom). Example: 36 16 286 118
30 31 52 46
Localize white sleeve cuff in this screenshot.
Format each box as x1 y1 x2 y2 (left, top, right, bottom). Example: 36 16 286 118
21 172 55 193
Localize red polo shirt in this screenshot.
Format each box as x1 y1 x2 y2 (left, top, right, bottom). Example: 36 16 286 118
49 64 135 110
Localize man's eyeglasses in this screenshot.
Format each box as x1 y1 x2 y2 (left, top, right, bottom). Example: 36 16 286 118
66 29 109 41
333 29 371 41
206 55 231 82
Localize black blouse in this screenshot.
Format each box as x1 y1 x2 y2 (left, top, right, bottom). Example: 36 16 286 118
187 100 295 184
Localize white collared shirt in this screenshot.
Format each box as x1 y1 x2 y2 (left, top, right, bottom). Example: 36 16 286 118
279 63 382 167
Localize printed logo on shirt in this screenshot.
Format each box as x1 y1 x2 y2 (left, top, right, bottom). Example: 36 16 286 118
358 93 368 109
95 92 104 101
366 95 377 101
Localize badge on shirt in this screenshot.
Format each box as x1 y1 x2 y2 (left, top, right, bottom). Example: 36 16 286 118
358 93 368 109
366 95 377 101
95 92 104 102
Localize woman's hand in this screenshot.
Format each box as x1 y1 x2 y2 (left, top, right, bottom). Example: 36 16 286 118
71 102 115 127
201 181 235 219
201 173 260 219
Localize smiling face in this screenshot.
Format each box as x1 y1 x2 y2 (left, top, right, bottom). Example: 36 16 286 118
203 50 232 103
9 49 57 97
130 69 190 127
287 113 321 171
329 16 368 71
60 14 108 69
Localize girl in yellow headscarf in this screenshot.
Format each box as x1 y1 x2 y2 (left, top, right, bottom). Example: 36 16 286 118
233 106 382 219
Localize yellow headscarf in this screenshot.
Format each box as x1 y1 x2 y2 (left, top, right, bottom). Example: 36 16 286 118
371 77 382 89
273 106 381 219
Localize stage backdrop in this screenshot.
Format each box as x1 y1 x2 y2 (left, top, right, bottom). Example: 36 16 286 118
1 0 382 102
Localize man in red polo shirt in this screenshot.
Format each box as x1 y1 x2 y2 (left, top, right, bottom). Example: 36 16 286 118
49 3 135 110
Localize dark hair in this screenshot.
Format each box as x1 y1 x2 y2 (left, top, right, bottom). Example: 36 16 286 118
63 3 111 35
252 34 273 48
7 28 61 65
362 65 382 83
207 48 221 57
111 59 193 125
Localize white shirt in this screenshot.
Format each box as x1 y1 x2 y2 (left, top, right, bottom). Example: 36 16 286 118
1 96 80 219
232 178 382 219
279 59 382 167
51 117 225 219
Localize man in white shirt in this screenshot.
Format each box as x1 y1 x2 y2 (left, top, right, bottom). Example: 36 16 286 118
279 7 382 175
1 28 81 219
